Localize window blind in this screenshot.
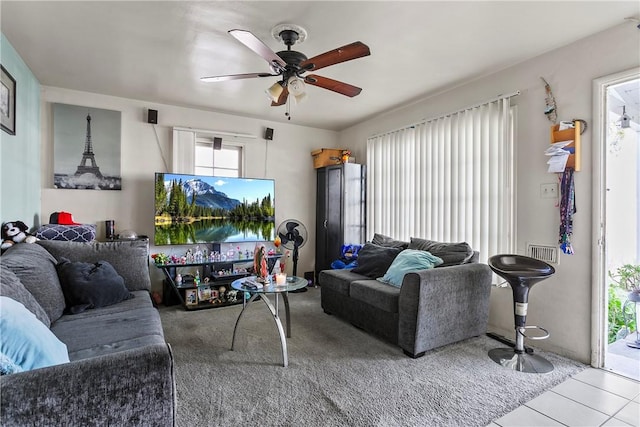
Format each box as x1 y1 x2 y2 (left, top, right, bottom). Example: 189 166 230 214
366 96 515 262
172 129 196 173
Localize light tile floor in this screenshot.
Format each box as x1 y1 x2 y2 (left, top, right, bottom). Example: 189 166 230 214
488 368 640 427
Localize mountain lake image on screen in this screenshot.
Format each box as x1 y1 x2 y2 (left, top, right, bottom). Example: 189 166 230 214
154 172 276 246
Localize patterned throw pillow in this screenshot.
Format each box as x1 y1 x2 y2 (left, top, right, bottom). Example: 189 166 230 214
35 224 96 242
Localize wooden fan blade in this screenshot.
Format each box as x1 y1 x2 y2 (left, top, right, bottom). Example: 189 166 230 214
200 73 274 82
304 75 362 97
229 29 287 69
271 87 289 106
300 41 370 72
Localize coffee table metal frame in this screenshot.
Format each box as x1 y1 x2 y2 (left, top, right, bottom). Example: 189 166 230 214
231 276 307 367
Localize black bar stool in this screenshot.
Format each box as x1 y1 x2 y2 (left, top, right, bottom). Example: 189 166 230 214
488 254 555 373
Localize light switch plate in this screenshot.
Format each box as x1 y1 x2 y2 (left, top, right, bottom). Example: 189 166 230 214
540 183 558 198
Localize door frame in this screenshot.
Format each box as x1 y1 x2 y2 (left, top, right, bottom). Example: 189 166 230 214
591 67 640 368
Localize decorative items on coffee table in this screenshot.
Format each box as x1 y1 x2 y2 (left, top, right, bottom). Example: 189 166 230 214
253 244 269 282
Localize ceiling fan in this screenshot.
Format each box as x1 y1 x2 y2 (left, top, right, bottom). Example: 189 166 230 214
201 24 371 107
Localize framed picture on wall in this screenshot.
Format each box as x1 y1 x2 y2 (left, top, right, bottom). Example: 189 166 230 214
52 103 122 190
1 65 16 135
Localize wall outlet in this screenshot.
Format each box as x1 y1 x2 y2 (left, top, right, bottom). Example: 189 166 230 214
540 183 558 198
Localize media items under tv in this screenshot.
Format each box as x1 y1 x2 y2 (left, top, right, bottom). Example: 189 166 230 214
154 172 275 246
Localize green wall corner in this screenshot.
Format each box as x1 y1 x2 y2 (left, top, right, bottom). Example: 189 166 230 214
0 33 41 228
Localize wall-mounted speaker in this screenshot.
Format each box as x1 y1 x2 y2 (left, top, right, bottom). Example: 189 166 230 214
213 137 222 150
265 127 274 140
147 109 158 124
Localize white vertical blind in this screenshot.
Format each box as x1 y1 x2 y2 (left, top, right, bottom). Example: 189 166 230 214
172 129 196 173
366 97 515 262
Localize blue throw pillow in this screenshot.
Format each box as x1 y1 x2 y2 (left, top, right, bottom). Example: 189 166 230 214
0 296 69 374
378 249 444 287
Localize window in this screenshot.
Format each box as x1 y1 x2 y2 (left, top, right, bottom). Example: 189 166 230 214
194 138 243 177
366 96 516 263
172 128 247 176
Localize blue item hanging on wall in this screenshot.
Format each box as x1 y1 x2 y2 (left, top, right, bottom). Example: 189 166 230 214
559 168 576 254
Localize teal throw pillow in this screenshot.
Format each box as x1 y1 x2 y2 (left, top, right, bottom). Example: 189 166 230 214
378 249 444 287
0 296 69 374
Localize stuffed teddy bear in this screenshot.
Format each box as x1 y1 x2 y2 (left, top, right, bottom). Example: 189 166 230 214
1 221 37 250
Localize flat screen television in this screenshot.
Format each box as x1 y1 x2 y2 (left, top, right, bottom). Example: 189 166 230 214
154 172 275 246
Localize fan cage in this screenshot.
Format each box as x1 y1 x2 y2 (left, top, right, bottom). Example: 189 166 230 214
277 219 308 250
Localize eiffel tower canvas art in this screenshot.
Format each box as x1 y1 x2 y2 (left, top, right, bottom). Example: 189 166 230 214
75 113 103 178
53 103 121 190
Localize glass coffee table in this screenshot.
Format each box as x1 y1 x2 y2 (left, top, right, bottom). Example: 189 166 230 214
231 276 307 367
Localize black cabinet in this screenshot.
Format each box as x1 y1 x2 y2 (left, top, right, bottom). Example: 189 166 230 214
315 163 366 278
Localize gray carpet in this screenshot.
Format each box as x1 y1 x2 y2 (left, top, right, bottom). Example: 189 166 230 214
159 287 586 426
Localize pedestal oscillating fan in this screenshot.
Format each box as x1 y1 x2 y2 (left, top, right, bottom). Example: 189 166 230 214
277 219 308 292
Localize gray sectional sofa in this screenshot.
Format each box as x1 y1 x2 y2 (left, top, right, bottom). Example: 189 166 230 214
319 236 493 358
0 240 175 426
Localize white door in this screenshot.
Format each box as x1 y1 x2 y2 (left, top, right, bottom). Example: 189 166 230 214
592 68 640 380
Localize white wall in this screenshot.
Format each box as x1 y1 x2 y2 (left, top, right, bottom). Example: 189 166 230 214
338 22 640 363
40 86 338 292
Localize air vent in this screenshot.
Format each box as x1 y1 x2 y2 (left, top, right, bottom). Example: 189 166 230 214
527 244 558 265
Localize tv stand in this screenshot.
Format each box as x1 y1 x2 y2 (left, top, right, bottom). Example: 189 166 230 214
156 255 282 310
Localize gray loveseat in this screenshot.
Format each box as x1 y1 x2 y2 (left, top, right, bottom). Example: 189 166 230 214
0 240 175 426
319 236 493 358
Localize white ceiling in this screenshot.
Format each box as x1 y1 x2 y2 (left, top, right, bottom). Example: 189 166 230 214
2 1 638 131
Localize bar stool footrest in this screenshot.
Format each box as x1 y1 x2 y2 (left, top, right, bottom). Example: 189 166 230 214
518 325 550 340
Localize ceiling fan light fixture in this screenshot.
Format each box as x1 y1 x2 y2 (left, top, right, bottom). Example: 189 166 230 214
288 76 306 96
292 92 307 104
266 81 284 102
